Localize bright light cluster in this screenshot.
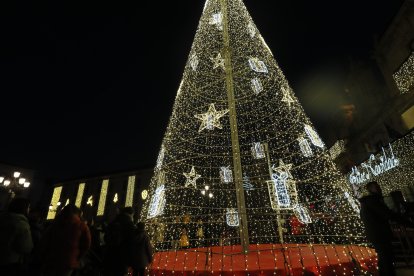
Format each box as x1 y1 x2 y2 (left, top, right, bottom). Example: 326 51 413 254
75 183 85 208
393 52 414 94
141 0 367 272
125 175 136 207
97 179 109 216
329 140 346 159
348 132 414 199
47 186 62 220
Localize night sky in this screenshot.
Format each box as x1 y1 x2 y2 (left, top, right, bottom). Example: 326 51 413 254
0 0 402 181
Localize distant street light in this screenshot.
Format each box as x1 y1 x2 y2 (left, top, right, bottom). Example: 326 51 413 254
0 171 31 198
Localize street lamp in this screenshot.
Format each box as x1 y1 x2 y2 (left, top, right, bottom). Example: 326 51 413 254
0 171 31 197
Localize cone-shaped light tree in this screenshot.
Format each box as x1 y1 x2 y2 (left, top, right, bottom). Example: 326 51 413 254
142 0 365 258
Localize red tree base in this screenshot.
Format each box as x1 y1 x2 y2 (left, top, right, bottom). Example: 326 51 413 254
149 244 377 275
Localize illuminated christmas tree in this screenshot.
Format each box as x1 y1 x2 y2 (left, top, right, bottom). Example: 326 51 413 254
141 0 376 274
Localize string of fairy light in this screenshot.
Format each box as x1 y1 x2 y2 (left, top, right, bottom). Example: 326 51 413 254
348 131 414 200
393 52 414 94
141 0 367 266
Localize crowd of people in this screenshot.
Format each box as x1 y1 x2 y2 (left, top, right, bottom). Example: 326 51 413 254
0 200 153 276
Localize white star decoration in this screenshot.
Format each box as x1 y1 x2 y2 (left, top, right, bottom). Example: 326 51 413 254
211 53 225 70
195 103 229 132
281 87 295 107
183 166 201 188
272 159 293 179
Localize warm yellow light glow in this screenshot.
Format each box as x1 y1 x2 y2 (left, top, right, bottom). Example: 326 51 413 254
97 179 109 216
125 175 136 207
75 183 85 208
13 171 21 178
140 0 367 271
4 180 10 186
402 105 414 130
393 52 414 94
18 178 26 184
47 186 62 220
141 189 148 200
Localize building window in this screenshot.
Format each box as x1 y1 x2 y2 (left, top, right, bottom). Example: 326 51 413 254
393 52 414 94
75 183 85 208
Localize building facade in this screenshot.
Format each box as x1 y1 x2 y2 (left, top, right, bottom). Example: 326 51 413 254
46 168 153 223
374 0 414 134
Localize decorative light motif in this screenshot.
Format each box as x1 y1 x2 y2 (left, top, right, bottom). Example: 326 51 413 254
247 22 256 38
248 57 268 73
209 12 223 30
344 192 360 214
242 173 254 191
156 170 166 185
75 183 85 208
183 166 201 188
226 208 239 227
211 52 225 70
293 204 312 224
147 184 166 219
329 140 346 159
281 87 295 107
97 179 109 216
393 52 414 94
47 186 62 220
141 0 368 270
250 78 263 94
189 54 199 71
349 144 399 186
125 175 136 207
87 196 93 206
113 193 118 203
348 131 414 200
297 137 313 157
155 146 165 171
194 103 229 132
272 159 293 179
270 173 291 208
304 124 325 148
251 142 265 159
65 198 70 206
220 166 233 183
141 189 148 200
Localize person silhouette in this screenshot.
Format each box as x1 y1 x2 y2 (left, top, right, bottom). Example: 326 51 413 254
359 181 414 276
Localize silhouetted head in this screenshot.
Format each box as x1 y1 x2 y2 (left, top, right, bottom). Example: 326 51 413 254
136 222 145 231
56 204 81 221
8 198 30 216
120 207 134 216
366 181 382 196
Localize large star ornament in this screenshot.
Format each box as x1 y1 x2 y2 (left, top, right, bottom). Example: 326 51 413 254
195 103 229 132
272 159 293 179
183 166 201 188
211 53 225 70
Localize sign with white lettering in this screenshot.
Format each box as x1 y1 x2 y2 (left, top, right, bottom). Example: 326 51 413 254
349 144 399 186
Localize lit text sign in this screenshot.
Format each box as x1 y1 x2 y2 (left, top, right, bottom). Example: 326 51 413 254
349 144 399 185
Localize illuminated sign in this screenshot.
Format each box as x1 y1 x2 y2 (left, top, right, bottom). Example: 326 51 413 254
349 144 399 185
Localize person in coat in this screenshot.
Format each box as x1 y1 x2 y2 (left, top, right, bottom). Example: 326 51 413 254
0 198 33 276
359 181 414 276
103 207 137 276
39 204 91 276
130 222 153 276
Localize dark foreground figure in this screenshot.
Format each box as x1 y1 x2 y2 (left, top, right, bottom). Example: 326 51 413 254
359 181 414 276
